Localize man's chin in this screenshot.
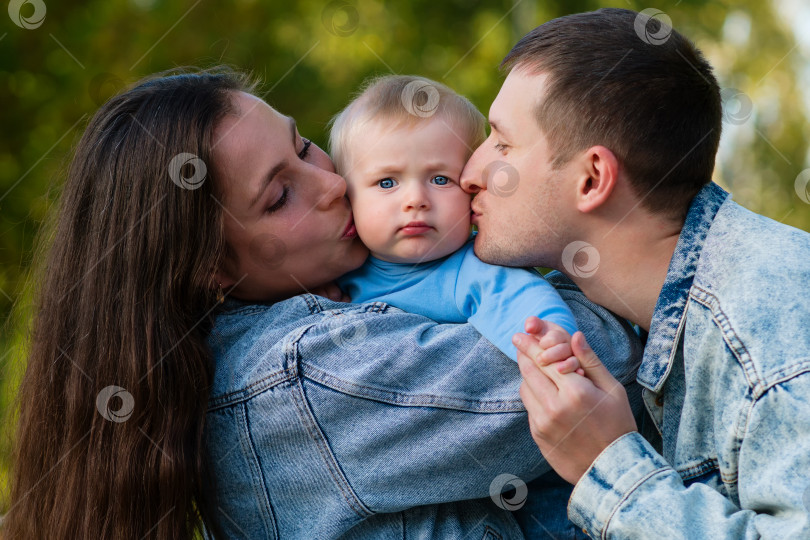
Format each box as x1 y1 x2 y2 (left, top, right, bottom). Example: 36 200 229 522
473 230 545 268
472 231 514 266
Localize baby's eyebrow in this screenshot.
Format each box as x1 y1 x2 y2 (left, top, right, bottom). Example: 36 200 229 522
366 165 403 177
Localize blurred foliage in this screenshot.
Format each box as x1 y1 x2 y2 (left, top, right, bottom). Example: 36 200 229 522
0 0 808 513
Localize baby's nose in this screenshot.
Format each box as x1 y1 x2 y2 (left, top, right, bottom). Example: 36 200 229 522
403 186 430 211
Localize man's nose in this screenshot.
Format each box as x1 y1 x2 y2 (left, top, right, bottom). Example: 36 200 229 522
460 145 485 194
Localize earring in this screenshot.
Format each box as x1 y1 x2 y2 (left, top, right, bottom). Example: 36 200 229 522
216 283 225 304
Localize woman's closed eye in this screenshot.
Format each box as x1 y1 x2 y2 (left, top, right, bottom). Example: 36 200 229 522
266 186 288 214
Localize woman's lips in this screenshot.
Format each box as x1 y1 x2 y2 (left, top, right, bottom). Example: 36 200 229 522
341 216 357 239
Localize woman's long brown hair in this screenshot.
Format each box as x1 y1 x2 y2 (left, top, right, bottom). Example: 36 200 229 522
4 69 253 538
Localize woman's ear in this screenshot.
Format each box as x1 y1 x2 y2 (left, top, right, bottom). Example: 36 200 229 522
213 267 237 290
575 145 619 214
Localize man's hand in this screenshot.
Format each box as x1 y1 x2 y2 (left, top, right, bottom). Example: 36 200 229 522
310 281 351 302
513 328 638 484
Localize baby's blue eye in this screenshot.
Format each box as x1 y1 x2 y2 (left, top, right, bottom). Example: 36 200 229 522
431 175 450 185
379 178 396 189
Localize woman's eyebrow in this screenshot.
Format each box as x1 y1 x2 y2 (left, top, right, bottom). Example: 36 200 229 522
250 160 287 209
248 116 298 210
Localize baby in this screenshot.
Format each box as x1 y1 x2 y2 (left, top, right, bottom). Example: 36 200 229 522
330 74 577 362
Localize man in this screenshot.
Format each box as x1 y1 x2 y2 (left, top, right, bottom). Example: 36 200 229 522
460 8 810 539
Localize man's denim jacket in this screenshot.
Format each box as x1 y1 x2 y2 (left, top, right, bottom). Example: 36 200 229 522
569 182 810 538
203 276 643 539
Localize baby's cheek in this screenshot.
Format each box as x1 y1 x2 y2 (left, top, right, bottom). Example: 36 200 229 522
353 206 391 251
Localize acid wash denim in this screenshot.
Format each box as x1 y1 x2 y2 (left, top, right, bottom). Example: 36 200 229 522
568 182 810 539
203 275 643 539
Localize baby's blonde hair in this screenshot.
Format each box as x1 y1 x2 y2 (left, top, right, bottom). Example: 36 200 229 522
329 74 486 176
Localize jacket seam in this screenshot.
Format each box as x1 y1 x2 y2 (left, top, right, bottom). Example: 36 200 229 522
296 309 526 412
215 295 390 321
207 367 296 410
483 524 503 539
287 336 373 519
689 286 761 389
216 304 275 317
238 401 279 538
300 362 525 412
602 467 670 540
303 293 321 312
756 361 810 395
676 457 719 481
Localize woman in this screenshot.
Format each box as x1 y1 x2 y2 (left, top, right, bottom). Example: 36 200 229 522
6 69 641 539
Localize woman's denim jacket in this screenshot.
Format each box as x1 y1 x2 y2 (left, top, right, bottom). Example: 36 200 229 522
569 182 810 538
203 275 643 539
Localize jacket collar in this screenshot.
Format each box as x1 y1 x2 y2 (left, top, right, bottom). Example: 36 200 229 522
636 182 730 391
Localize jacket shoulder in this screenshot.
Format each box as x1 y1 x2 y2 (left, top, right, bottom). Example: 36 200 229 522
690 200 810 383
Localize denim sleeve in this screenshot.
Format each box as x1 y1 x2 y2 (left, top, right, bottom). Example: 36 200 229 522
296 286 642 514
568 372 810 539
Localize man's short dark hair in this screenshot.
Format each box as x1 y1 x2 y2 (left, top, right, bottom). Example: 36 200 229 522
501 8 722 219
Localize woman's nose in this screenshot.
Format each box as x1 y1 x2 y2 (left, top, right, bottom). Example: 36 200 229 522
460 145 485 194
315 169 348 210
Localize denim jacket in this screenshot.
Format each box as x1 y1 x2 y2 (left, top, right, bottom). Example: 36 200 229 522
203 276 643 539
569 182 810 539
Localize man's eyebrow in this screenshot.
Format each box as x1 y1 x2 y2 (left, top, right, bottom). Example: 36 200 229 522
249 116 296 210
489 120 508 138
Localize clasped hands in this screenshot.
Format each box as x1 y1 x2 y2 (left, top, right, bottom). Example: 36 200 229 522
513 317 638 484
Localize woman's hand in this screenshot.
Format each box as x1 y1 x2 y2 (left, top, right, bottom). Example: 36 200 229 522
310 281 351 302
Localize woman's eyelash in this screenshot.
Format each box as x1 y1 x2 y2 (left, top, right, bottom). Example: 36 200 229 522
298 138 311 160
266 187 288 214
494 143 507 152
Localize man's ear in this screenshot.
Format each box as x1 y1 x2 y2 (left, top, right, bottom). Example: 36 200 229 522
575 145 619 213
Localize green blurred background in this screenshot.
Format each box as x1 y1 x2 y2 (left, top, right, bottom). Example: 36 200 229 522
0 0 808 510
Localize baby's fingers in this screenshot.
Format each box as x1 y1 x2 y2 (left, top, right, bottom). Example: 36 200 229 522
524 318 573 348
540 343 574 364
523 316 545 334
554 356 585 376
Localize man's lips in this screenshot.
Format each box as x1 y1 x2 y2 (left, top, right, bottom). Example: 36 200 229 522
470 204 482 224
341 215 357 239
399 221 433 235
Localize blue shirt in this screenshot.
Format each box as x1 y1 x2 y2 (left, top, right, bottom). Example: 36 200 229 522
568 182 810 539
337 235 578 361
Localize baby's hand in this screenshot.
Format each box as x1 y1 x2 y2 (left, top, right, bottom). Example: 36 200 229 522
514 317 584 375
310 281 351 303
